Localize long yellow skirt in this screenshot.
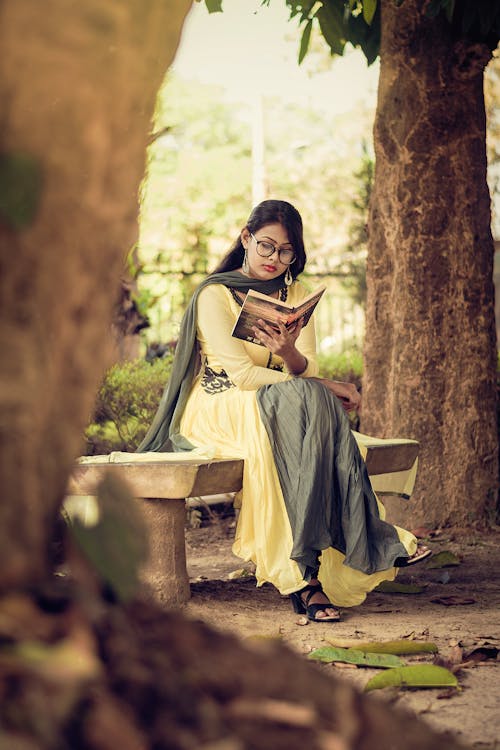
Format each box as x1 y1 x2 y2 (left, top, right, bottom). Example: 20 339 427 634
180 380 417 607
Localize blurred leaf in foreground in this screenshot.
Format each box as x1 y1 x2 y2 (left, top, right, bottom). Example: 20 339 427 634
68 474 149 602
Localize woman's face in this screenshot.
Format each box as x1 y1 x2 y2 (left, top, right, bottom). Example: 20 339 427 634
240 222 294 281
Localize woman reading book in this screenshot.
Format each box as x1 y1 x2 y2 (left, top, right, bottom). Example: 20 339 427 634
138 199 430 622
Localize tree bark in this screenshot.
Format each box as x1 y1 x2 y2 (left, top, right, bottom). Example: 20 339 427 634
0 0 192 592
363 0 498 527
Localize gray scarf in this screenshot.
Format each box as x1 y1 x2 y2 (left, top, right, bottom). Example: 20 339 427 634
136 270 285 453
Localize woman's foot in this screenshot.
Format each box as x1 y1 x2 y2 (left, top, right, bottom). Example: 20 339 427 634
290 579 341 622
395 544 432 567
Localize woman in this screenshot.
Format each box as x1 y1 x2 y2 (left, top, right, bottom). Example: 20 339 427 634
138 199 430 622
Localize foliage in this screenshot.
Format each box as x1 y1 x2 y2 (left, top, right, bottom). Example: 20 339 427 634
84 356 174 454
317 347 363 387
139 74 253 340
0 152 42 229
67 474 149 601
283 0 500 65
138 71 375 343
203 1 500 66
282 0 381 65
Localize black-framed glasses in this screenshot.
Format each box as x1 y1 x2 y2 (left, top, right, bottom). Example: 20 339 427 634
250 232 296 265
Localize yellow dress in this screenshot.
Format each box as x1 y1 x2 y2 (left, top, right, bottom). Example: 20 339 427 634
179 281 417 607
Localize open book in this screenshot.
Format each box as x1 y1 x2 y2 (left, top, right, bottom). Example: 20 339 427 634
231 285 326 346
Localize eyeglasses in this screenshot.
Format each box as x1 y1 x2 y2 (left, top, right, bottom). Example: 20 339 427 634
250 232 296 265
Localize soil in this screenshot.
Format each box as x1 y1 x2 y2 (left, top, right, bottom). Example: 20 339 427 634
184 505 500 750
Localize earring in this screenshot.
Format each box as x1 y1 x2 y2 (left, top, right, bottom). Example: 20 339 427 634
284 266 293 286
242 248 249 274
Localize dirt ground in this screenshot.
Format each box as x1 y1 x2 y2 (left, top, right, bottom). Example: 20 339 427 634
184 504 500 750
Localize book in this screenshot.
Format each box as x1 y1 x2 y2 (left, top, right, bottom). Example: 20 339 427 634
231 285 326 346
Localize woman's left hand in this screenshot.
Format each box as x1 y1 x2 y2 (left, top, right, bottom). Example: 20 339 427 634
251 318 303 358
316 378 362 413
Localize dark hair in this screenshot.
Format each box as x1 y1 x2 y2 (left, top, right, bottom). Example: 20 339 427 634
212 199 307 279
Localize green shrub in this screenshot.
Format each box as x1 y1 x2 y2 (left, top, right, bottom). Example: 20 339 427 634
84 347 365 455
84 356 174 455
317 348 363 388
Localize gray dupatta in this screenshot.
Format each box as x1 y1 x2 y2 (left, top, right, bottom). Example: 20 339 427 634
136 271 284 453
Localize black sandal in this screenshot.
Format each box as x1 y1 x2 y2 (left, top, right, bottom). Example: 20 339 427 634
290 583 341 622
394 544 432 567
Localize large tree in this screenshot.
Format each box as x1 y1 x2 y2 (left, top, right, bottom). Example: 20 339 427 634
279 0 500 526
0 0 192 597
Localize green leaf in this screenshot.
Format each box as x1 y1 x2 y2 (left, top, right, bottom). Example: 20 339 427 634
325 638 438 655
364 664 458 691
0 152 42 230
309 646 405 668
426 550 460 568
347 7 380 64
362 0 377 25
68 474 149 601
203 0 223 12
298 18 313 64
374 581 426 594
316 2 347 56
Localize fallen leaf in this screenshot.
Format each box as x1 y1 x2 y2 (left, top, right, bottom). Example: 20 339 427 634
464 645 499 662
430 596 476 606
374 581 426 594
433 645 464 672
332 662 358 670
325 638 438 655
309 646 405 668
364 665 458 692
426 551 460 569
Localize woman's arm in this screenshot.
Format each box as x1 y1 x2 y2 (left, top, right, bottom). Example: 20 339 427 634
250 312 360 412
196 285 294 390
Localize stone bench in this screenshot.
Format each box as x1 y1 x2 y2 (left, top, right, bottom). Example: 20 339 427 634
67 438 419 607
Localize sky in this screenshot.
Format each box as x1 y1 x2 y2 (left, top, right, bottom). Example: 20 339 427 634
171 0 380 116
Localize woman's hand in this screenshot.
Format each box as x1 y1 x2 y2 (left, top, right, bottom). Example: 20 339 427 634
251 319 307 375
252 318 303 357
313 378 361 413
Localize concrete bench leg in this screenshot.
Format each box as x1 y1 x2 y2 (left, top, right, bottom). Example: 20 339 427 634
138 497 190 607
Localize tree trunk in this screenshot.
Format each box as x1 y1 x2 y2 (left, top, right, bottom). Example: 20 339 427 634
0 0 192 592
363 0 498 527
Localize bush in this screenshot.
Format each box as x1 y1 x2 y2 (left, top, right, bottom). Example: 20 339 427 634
317 348 363 389
84 355 174 455
84 348 364 456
